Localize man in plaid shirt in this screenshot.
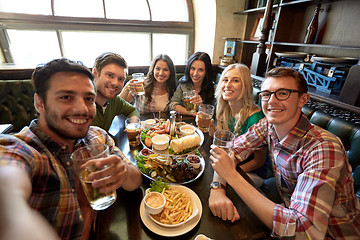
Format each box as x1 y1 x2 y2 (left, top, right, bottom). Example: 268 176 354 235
210 67 360 239
0 58 142 240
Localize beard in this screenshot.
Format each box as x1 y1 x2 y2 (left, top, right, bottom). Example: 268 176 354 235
43 106 91 140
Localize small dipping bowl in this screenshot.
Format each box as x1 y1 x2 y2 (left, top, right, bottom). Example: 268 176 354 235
144 119 157 128
180 124 195 136
151 134 170 151
144 191 166 215
140 148 154 156
186 155 201 169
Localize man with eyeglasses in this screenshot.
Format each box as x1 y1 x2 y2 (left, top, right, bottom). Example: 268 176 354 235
210 67 360 239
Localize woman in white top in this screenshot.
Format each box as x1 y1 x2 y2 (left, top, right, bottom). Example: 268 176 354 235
120 54 177 114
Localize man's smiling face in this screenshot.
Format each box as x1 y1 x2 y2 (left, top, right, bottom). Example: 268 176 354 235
94 63 126 100
35 71 96 144
261 76 308 134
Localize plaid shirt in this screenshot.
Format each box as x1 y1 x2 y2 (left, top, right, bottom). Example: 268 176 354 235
134 93 169 114
0 120 130 240
233 114 360 239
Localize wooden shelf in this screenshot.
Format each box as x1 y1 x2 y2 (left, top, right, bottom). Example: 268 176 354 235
238 40 271 45
280 0 314 7
273 42 360 50
235 0 360 113
234 0 313 15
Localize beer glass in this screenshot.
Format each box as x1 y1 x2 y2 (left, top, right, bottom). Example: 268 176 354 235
197 104 215 132
183 91 196 113
132 73 145 95
125 118 141 147
71 143 117 210
213 130 235 154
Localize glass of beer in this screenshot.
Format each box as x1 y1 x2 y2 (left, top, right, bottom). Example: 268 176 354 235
71 143 117 210
183 91 196 113
213 130 235 154
132 73 145 95
197 104 215 132
125 118 141 147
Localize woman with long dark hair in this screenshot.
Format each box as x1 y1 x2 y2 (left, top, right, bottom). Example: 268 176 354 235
120 54 177 114
169 51 216 116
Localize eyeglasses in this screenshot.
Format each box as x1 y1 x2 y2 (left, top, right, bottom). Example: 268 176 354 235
258 88 303 101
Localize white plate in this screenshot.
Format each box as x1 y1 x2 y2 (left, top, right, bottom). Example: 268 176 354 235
140 185 202 237
141 126 204 157
137 153 205 185
312 56 358 64
275 51 308 58
146 186 199 228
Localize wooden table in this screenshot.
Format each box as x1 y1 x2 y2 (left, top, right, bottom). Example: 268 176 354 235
95 114 271 240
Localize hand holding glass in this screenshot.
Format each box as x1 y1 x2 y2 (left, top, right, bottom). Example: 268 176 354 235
125 118 141 147
71 143 117 210
213 130 235 154
197 104 214 132
183 91 196 113
132 73 145 95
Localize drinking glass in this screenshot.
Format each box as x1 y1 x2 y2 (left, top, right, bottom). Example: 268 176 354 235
183 91 196 113
125 118 142 147
132 73 145 95
197 104 215 132
213 130 235 154
71 143 117 210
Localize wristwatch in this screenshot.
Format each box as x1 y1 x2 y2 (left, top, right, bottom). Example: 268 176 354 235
210 181 226 190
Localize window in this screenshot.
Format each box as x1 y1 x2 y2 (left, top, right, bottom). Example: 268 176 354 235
0 0 193 68
7 30 61 67
105 0 150 20
0 0 51 15
149 0 189 22
54 0 104 18
153 33 188 65
61 31 151 67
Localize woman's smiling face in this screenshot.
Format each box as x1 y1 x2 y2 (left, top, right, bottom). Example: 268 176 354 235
189 60 206 85
154 59 170 84
221 69 243 102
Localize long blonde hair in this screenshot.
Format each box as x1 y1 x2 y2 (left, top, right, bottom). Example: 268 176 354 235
215 63 256 134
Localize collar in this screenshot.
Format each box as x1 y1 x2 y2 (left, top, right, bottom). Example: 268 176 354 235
29 120 87 157
269 113 311 151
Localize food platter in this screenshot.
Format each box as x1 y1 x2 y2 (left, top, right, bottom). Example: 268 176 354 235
136 152 205 185
311 56 358 64
274 51 308 58
137 119 206 184
141 126 204 157
139 185 202 237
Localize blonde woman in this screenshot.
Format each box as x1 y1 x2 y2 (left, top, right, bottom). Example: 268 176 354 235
208 63 269 222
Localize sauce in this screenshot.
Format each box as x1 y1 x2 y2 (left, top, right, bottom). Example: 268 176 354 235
181 125 195 135
146 193 164 208
183 128 193 134
187 155 200 163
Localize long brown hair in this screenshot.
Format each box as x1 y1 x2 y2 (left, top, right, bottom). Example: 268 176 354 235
215 63 256 134
144 54 176 105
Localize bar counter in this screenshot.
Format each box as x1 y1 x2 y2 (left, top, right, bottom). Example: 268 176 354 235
95 114 271 240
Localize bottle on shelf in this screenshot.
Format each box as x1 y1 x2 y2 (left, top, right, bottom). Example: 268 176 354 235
303 4 321 44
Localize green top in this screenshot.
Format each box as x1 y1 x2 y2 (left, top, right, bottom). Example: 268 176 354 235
228 110 265 136
92 96 140 131
229 110 268 179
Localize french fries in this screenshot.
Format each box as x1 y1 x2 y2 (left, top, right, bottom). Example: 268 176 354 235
151 188 193 225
